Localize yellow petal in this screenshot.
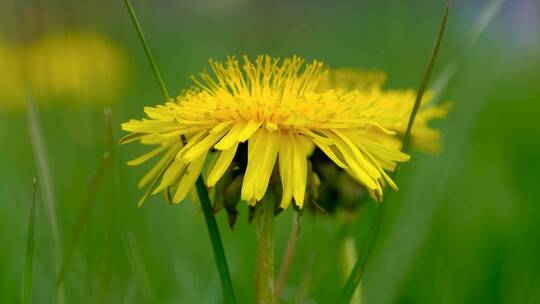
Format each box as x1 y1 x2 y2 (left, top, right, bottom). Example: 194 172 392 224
237 120 262 142
214 122 246 150
292 135 308 208
206 143 239 187
127 144 169 166
241 129 265 203
311 137 347 169
278 133 294 208
182 127 228 163
138 143 180 188
152 159 186 194
173 152 208 203
332 130 380 178
254 130 280 201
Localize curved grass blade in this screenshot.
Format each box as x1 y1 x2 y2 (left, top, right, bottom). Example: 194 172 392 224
339 2 452 303
123 1 236 302
25 93 65 303
21 178 37 304
55 110 113 290
431 0 504 102
122 232 156 303
97 108 116 302
123 0 170 101
275 213 300 301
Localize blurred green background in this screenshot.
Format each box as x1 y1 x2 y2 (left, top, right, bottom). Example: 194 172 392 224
1 0 539 303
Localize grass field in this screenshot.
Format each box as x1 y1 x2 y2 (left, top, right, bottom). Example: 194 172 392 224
1 0 539 303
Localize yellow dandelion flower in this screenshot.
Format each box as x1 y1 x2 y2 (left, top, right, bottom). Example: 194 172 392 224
0 31 127 110
0 45 25 109
320 69 451 153
26 31 127 103
121 55 409 208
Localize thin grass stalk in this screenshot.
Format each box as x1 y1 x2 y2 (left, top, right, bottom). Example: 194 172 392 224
401 2 451 154
275 214 300 301
55 110 113 290
339 2 451 303
123 0 170 101
122 233 156 302
122 1 236 302
21 178 37 304
25 94 65 304
431 0 504 102
98 108 116 302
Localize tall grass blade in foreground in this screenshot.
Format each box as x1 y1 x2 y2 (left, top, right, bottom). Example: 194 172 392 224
122 233 156 302
122 1 236 302
25 94 65 303
55 110 113 290
123 0 169 101
431 0 504 102
21 178 37 304
275 214 300 301
339 2 451 303
98 108 116 302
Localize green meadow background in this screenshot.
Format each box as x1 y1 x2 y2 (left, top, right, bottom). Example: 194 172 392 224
1 0 539 303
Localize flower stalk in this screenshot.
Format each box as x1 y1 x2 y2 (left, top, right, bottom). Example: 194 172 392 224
255 194 276 304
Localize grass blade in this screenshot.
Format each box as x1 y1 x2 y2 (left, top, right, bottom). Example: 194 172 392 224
21 178 37 304
431 0 504 102
401 2 451 153
339 2 451 303
97 108 116 302
123 0 170 101
123 1 236 302
275 214 300 301
55 110 113 290
122 232 156 303
25 94 65 303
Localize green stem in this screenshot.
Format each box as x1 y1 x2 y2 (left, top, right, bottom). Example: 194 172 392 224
195 178 236 304
255 196 275 304
123 0 170 101
339 2 451 303
123 1 235 302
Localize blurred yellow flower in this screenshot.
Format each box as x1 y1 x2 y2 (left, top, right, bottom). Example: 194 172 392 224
0 46 25 109
320 69 451 153
122 55 409 207
0 31 127 109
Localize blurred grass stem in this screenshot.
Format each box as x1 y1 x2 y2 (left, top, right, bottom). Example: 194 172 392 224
431 0 504 102
339 2 451 303
25 94 65 304
275 214 300 301
123 1 236 302
21 178 37 304
55 110 113 291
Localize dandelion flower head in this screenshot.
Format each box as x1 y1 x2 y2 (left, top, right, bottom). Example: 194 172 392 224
122 55 410 208
0 31 127 109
